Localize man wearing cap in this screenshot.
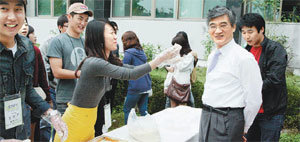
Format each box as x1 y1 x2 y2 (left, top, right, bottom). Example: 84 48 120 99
47 3 93 114
0 0 67 141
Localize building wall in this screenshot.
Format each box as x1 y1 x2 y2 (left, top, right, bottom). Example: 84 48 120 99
27 17 300 75
110 18 209 58
267 22 300 75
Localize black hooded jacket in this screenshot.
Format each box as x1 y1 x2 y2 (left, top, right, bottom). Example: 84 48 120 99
245 37 288 116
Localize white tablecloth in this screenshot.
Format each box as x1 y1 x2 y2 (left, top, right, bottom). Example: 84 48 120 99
102 106 202 142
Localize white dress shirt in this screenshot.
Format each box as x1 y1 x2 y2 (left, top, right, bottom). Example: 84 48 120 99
202 39 263 133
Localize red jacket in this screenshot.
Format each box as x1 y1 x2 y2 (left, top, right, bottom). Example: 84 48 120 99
33 45 51 102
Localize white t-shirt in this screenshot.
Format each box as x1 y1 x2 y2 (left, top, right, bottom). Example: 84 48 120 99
7 42 17 57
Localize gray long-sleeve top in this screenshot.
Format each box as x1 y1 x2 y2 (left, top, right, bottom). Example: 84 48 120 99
70 57 152 108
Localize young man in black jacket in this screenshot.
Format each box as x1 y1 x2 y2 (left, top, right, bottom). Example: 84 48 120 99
0 0 67 141
239 13 288 142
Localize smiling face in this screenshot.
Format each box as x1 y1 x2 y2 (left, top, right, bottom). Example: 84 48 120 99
67 13 88 37
0 0 25 41
208 14 236 48
241 26 264 47
104 24 117 55
28 31 36 44
18 19 28 36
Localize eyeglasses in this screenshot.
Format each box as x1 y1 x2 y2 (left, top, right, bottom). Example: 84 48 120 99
209 23 230 31
63 25 68 28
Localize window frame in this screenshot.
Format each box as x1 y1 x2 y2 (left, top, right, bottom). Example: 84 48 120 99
177 0 205 20
110 0 131 18
243 0 285 22
110 0 210 21
155 0 177 19
110 0 285 22
35 0 88 17
130 0 154 19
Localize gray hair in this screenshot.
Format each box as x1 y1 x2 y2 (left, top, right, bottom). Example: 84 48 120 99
207 6 236 27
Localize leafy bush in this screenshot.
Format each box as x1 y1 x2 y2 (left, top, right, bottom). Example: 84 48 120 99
280 132 300 142
281 6 300 23
284 73 300 130
112 80 127 113
110 111 124 131
142 43 162 62
148 69 167 113
201 34 215 60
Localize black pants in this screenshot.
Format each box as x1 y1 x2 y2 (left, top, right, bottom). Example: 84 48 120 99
94 79 118 136
94 96 106 136
199 105 244 142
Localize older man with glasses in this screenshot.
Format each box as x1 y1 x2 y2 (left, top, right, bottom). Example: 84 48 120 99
199 6 263 142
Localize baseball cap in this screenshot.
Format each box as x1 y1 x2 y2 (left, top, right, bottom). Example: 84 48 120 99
68 3 93 17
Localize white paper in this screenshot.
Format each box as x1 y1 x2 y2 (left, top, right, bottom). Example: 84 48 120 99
102 103 112 133
4 97 23 130
103 106 202 142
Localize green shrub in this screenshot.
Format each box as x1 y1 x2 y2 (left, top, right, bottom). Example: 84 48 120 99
112 80 128 113
280 132 300 142
284 73 300 130
148 69 167 113
142 43 162 62
110 111 124 131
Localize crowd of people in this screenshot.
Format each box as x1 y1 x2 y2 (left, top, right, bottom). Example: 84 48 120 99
0 0 288 142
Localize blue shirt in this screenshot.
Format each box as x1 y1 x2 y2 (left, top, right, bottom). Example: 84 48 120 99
123 48 152 94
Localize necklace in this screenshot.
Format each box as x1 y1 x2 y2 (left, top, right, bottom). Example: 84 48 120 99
66 33 84 67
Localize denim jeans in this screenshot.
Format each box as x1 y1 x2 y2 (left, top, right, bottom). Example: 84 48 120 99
38 87 56 141
165 89 195 108
39 119 51 141
246 114 285 142
24 104 31 138
123 93 148 124
50 88 57 109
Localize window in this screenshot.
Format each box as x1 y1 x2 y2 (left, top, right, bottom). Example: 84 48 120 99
54 0 67 16
281 0 300 22
156 0 175 18
246 0 280 22
203 0 226 18
132 0 151 16
112 0 130 17
179 0 203 18
38 0 50 15
110 0 246 20
36 0 91 17
85 0 94 13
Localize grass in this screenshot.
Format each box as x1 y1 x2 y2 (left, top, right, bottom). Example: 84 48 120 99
109 111 124 131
